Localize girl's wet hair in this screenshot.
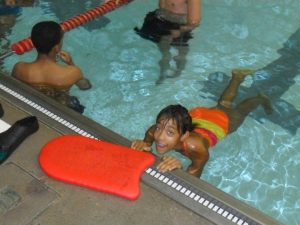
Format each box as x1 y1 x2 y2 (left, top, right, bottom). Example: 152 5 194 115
31 21 64 54
156 104 193 134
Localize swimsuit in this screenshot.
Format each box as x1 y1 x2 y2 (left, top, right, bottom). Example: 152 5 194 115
155 8 187 24
182 140 190 157
189 107 229 147
30 83 85 114
134 9 193 46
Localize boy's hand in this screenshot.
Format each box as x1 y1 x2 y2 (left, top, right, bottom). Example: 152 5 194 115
157 156 182 173
179 24 196 33
76 78 92 90
57 51 74 65
170 29 181 39
131 140 151 152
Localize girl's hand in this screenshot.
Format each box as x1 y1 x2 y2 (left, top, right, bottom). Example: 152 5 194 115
131 140 151 152
157 156 182 173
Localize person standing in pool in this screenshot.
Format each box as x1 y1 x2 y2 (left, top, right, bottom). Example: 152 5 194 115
134 0 201 84
11 21 91 113
131 69 273 177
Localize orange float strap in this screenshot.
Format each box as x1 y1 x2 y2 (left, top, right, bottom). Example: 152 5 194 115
11 0 133 55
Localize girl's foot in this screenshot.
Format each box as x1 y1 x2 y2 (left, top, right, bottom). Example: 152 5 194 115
232 68 255 80
258 93 273 115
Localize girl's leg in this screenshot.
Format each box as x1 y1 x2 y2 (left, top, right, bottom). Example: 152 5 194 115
218 69 254 108
235 93 273 116
224 93 272 133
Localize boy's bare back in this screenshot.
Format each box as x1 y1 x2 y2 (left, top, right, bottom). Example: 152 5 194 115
12 58 82 89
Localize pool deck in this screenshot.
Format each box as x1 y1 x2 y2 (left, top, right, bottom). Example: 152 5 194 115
0 73 282 225
0 104 211 225
0 74 213 225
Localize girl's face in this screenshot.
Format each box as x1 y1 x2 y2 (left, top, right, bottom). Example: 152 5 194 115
153 118 182 154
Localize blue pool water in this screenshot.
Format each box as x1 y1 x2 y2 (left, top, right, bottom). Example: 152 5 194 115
1 1 300 224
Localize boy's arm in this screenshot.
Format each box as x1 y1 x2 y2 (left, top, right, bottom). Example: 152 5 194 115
58 51 92 89
179 0 201 33
65 66 91 90
187 0 201 26
75 78 92 90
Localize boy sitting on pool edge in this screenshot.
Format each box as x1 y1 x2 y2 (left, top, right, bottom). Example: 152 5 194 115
131 69 273 177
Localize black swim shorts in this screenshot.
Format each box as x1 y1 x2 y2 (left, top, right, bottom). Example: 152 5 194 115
134 10 193 46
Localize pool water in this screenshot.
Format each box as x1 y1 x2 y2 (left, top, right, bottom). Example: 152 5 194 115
2 0 300 224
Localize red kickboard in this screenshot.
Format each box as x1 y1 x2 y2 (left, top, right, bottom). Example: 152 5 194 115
39 135 155 200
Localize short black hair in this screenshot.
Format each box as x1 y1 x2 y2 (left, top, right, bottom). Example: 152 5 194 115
156 104 193 134
31 21 63 54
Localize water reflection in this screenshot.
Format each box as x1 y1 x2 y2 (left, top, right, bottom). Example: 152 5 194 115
201 28 300 135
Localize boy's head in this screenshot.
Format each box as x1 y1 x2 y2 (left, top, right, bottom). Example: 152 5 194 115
154 104 192 154
31 21 63 54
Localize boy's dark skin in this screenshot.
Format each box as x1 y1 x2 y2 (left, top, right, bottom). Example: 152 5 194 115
12 21 91 91
131 69 273 177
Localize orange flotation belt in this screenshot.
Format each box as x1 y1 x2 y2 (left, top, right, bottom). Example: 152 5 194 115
189 107 229 147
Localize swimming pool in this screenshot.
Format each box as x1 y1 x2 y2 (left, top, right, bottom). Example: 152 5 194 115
1 0 300 224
